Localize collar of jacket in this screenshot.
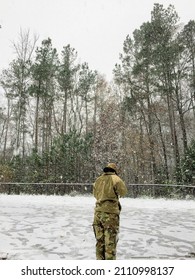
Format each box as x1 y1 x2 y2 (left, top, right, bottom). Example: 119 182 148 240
103 172 116 175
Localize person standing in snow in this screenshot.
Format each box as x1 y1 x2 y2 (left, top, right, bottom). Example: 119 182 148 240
93 163 127 260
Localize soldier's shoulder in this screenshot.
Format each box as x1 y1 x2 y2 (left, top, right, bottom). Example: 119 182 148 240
112 174 126 184
111 174 121 183
95 174 104 182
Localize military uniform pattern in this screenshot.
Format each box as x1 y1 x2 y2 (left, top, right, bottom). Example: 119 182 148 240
93 211 119 260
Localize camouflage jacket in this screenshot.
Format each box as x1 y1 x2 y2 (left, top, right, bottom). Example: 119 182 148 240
93 172 127 214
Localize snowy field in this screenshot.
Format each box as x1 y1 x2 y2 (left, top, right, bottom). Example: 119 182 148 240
0 194 195 260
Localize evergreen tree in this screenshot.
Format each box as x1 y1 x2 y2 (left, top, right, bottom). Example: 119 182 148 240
182 140 195 183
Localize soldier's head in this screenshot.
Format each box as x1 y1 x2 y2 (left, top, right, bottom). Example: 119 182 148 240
103 163 118 175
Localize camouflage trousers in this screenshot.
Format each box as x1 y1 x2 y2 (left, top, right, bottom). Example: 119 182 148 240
93 211 119 260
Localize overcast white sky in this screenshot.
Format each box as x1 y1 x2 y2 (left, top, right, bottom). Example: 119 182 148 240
0 0 195 81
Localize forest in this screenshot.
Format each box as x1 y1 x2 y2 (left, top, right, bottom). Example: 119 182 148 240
0 3 195 185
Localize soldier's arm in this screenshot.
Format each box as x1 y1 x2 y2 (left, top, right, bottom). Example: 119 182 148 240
115 179 128 197
93 182 96 198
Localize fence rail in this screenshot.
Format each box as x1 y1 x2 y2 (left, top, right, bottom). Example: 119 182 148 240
0 182 195 198
0 183 93 196
127 183 195 198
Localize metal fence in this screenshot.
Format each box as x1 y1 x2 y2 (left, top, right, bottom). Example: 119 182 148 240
0 182 195 198
127 183 195 198
0 183 92 196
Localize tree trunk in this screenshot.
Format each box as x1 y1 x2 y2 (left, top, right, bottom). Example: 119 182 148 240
34 93 40 152
62 90 68 134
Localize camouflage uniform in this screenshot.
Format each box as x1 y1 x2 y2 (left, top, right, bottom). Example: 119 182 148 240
93 211 119 260
93 163 127 260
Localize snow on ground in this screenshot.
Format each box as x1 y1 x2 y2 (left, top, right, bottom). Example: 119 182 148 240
0 194 195 260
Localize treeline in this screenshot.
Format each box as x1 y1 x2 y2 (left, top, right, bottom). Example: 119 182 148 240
0 3 195 184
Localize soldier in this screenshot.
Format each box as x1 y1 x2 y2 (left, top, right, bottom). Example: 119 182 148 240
93 163 127 260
